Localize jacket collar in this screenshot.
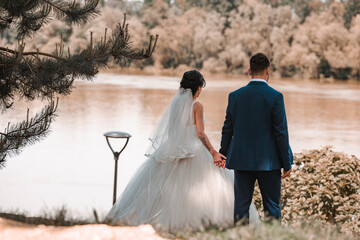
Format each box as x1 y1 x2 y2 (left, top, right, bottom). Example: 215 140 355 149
250 78 267 83
248 79 268 86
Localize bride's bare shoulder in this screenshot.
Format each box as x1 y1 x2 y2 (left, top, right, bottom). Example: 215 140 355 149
193 101 203 112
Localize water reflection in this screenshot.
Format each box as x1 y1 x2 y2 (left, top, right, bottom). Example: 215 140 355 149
0 73 359 217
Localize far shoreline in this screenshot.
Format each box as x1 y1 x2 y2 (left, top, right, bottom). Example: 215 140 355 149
100 67 360 86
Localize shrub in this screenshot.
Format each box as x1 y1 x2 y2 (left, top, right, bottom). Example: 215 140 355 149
253 146 360 235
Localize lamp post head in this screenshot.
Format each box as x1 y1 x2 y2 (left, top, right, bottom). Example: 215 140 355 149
104 131 132 139
104 131 131 160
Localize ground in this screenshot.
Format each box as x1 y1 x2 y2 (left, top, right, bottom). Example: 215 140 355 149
0 217 165 240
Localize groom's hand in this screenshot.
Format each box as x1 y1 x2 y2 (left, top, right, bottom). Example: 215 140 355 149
282 168 292 179
213 152 226 169
219 159 226 168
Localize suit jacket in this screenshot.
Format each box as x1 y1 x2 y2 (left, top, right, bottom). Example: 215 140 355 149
219 80 293 171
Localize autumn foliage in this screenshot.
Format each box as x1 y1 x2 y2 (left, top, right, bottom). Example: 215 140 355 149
2 0 359 80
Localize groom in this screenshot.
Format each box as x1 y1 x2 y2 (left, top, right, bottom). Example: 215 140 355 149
216 53 293 224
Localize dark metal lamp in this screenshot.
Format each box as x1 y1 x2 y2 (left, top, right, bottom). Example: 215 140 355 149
104 131 131 205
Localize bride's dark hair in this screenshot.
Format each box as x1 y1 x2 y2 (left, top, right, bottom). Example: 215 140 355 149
180 70 206 96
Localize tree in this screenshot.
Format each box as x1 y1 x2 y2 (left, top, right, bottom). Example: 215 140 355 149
344 0 360 28
0 0 158 168
283 2 350 79
142 0 170 29
263 0 325 23
175 0 241 14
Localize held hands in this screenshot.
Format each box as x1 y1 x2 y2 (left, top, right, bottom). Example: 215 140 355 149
213 152 226 169
282 168 292 179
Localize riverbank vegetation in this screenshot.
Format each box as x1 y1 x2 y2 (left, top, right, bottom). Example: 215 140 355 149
2 0 359 80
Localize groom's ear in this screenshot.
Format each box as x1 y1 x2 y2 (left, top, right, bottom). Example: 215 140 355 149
248 69 251 76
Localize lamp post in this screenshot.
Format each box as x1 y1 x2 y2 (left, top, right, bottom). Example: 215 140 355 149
104 131 131 205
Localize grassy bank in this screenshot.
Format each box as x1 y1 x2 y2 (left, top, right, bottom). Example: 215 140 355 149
184 221 359 240
0 206 92 226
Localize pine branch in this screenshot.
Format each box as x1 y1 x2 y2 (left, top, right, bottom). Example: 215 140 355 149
0 99 58 169
0 14 158 112
0 47 65 61
0 3 158 167
0 0 100 38
41 0 100 25
109 19 159 62
0 7 12 31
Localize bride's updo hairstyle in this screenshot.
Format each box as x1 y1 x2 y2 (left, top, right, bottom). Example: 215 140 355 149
180 70 206 96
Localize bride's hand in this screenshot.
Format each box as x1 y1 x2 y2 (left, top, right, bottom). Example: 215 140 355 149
213 152 226 168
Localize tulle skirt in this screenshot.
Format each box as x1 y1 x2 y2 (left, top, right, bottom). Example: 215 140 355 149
105 140 259 232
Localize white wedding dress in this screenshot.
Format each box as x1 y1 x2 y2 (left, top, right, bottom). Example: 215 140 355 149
105 88 259 232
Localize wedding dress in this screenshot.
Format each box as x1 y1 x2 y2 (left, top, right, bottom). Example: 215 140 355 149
105 88 259 232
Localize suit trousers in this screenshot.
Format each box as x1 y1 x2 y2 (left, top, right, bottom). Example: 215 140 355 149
234 169 281 224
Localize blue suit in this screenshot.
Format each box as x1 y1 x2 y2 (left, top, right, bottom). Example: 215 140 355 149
220 80 293 222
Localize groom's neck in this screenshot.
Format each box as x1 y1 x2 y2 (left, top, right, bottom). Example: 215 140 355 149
251 76 268 82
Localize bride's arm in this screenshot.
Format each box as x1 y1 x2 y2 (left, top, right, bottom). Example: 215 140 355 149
193 102 216 156
194 102 226 167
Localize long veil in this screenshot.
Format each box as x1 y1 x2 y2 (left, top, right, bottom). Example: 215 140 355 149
145 88 196 163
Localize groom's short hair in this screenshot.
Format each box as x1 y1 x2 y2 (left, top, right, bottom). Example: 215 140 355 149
250 53 270 76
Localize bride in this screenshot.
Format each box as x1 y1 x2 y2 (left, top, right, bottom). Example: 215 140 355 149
105 70 258 232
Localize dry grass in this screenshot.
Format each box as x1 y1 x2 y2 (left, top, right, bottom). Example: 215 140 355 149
184 220 359 240
0 206 92 226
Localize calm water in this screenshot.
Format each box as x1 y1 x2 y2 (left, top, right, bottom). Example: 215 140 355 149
1 73 359 217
